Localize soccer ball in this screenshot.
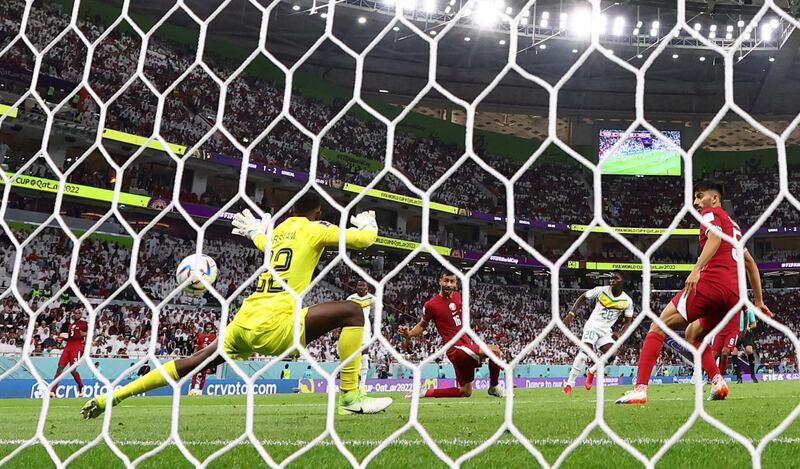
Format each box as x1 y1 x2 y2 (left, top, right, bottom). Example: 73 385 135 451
176 254 218 294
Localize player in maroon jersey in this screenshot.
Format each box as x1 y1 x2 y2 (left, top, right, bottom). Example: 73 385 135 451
51 308 88 397
189 322 217 396
710 312 740 378
617 181 773 404
398 271 505 399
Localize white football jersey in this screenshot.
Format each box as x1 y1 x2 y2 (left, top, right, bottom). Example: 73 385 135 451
347 292 375 317
584 285 634 331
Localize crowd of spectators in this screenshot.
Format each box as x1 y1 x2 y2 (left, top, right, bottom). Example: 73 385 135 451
5 1 800 233
1 226 798 375
1 0 799 376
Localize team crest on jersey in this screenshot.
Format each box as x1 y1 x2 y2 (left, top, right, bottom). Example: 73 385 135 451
598 293 627 311
449 302 457 311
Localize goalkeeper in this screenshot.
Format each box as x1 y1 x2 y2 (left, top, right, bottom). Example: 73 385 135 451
81 193 392 418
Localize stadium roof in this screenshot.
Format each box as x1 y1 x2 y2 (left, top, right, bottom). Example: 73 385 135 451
118 0 800 120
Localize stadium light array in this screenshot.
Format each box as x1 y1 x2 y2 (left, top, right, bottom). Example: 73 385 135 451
571 8 591 37
737 20 745 27
709 31 716 39
612 16 625 36
649 28 657 37
770 18 779 28
632 28 640 35
761 24 773 40
694 23 701 31
292 4 300 11
710 24 717 31
699 56 706 61
769 56 775 62
726 25 734 32
358 16 366 23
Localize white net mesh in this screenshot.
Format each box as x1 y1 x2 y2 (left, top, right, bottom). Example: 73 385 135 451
1 0 799 467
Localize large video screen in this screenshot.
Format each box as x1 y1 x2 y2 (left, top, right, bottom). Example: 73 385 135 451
598 129 682 176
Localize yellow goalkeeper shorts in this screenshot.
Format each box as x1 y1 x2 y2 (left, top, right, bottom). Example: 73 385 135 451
223 305 309 360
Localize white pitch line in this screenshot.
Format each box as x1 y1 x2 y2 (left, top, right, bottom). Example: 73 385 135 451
2 437 800 447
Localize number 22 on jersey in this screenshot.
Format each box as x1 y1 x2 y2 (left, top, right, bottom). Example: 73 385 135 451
256 248 293 293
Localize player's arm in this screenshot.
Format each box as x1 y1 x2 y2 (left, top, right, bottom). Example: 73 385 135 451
231 209 271 251
743 250 774 319
564 290 593 327
398 319 429 339
685 229 722 295
316 211 378 249
614 304 635 340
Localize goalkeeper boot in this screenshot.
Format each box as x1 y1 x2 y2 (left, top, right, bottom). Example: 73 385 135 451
562 384 572 395
338 389 392 415
488 386 505 398
584 370 595 391
708 374 729 401
615 384 648 404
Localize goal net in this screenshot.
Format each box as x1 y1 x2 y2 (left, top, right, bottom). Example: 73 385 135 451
1 0 799 467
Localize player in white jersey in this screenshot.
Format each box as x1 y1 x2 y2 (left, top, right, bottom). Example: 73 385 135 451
563 271 634 394
346 280 375 391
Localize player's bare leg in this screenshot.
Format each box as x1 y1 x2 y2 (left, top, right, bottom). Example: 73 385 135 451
616 302 688 404
304 301 392 415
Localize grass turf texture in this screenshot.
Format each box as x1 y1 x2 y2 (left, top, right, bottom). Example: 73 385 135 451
601 151 681 176
0 381 798 468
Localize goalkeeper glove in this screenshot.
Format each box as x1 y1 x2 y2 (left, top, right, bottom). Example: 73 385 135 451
350 210 378 231
231 209 271 240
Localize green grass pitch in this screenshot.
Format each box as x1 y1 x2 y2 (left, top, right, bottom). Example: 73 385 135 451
601 151 681 176
0 381 798 468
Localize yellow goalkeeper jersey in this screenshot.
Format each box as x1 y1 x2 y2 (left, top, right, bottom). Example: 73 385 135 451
233 217 377 329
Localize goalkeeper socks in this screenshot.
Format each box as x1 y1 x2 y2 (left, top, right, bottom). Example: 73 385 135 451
694 342 721 379
425 387 464 398
636 332 665 386
103 361 179 408
489 361 500 388
338 326 363 393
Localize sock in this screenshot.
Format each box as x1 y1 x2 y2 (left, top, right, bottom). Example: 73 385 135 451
71 371 84 393
588 363 597 375
567 352 588 386
101 361 179 409
425 387 463 398
747 354 756 375
191 374 198 390
199 372 207 391
734 359 741 379
360 353 369 388
636 332 666 386
338 326 363 393
694 342 720 379
488 361 500 387
718 356 728 375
